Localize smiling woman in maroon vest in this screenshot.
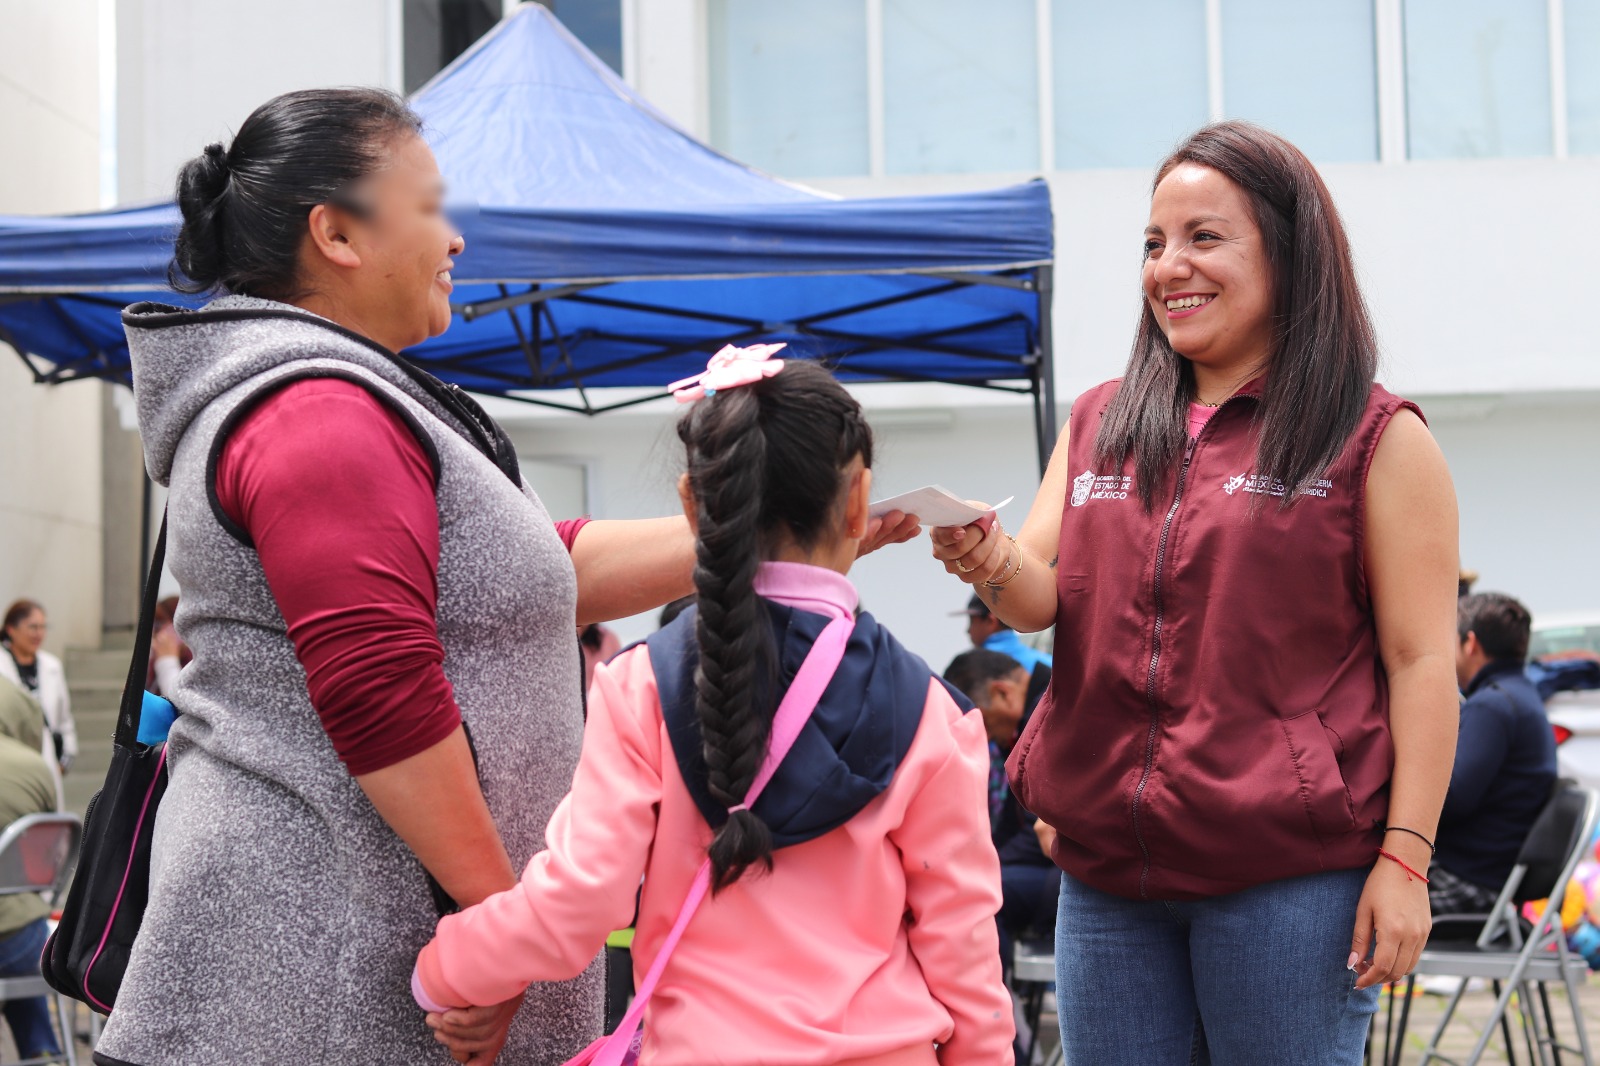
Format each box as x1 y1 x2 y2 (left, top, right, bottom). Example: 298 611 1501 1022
930 121 1460 1065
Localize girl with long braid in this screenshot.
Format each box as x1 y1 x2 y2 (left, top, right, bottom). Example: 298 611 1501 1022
414 348 1014 1065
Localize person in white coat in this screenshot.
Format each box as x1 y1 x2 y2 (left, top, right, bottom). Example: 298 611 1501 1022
1 601 76 800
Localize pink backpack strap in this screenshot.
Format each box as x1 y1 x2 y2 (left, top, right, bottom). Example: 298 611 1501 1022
588 606 855 1066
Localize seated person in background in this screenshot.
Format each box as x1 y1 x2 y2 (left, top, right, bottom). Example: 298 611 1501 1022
1432 592 1557 915
0 676 64 1061
959 594 1051 686
944 649 1058 961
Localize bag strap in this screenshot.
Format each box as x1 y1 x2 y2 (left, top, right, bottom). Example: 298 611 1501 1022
591 606 856 1066
115 511 168 750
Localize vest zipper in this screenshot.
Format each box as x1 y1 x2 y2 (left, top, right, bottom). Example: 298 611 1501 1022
1129 433 1195 897
1128 397 1249 897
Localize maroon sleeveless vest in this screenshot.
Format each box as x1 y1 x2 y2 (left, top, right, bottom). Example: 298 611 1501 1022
1009 376 1421 900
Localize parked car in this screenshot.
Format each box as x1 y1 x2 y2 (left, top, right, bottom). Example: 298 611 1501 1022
1528 612 1600 790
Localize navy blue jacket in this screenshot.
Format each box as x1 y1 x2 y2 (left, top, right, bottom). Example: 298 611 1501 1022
1435 660 1558 890
648 601 967 848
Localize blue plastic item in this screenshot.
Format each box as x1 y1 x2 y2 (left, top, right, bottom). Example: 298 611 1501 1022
136 690 178 746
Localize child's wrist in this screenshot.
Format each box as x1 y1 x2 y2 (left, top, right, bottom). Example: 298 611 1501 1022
412 964 451 1014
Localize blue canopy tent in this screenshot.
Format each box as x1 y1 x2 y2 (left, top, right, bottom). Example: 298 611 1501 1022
0 4 1057 468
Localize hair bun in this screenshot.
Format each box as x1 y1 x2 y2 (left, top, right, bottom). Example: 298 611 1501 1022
197 142 232 196
170 142 235 292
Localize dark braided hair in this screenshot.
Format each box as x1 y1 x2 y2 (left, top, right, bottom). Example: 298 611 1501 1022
677 359 874 892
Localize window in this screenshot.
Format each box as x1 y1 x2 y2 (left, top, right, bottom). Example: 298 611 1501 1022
1052 0 1209 170
405 0 622 96
542 0 622 73
707 0 870 179
1568 0 1600 155
1221 1 1378 162
404 0 501 95
883 0 1039 175
1404 0 1552 160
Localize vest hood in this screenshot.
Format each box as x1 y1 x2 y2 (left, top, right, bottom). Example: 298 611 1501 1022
124 296 419 486
649 602 963 849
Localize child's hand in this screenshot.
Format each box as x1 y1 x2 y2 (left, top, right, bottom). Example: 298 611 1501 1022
857 509 921 557
426 994 524 1066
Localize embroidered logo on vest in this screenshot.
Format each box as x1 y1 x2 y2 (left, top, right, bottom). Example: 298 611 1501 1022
1224 473 1335 499
1071 470 1095 507
1071 470 1133 506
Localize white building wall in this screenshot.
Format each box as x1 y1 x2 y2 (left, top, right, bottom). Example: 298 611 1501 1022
114 0 398 204
0 0 109 653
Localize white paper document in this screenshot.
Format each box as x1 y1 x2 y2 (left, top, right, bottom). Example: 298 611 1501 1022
868 485 1013 528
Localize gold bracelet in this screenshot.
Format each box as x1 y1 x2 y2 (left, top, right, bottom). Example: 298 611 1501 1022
983 536 1023 589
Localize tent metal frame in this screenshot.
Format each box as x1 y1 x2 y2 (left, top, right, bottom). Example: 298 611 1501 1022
3 263 1059 474
440 263 1058 473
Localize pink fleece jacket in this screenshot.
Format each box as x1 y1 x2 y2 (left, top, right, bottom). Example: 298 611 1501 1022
414 564 1014 1066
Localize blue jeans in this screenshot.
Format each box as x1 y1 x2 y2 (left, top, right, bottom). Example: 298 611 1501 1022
1055 868 1378 1066
0 919 62 1058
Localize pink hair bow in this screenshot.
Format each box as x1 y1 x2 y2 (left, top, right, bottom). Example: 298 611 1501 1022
668 343 787 403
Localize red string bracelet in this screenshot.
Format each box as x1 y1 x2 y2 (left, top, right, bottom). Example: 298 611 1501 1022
1377 847 1430 884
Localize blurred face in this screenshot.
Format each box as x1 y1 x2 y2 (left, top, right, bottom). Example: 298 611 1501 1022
1456 630 1486 690
312 133 465 352
1142 163 1275 379
5 610 45 658
978 666 1031 748
967 613 1002 648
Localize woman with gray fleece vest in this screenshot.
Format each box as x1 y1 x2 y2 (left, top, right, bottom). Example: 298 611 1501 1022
94 87 919 1066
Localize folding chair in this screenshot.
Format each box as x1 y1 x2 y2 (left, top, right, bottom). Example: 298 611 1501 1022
1389 783 1598 1066
0 812 82 1066
1011 940 1065 1066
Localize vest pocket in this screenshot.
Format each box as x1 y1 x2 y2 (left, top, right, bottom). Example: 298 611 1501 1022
1280 709 1358 847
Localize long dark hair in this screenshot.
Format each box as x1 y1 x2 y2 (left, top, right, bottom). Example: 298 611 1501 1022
676 360 873 892
170 88 424 300
1095 121 1379 508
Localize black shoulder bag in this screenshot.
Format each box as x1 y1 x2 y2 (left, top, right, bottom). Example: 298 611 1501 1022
41 514 171 1013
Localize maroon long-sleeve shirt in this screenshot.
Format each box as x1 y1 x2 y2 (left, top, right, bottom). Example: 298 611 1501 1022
215 378 587 775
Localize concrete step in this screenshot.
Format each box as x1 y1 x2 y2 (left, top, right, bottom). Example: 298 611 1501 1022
62 772 102 820
63 647 136 682
69 688 123 718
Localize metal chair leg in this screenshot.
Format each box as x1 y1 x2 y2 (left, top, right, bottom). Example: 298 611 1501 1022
1521 980 1554 1066
1564 965 1595 1066
55 994 78 1066
1381 981 1396 1066
1473 978 1525 1066
1539 980 1564 1066
1419 976 1472 1066
1393 977 1419 1066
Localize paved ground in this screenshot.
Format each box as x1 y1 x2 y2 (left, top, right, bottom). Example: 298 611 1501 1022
1370 976 1600 1065
5 977 1598 1063
1018 975 1600 1065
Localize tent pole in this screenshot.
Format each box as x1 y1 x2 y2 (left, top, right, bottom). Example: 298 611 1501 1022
1034 264 1058 477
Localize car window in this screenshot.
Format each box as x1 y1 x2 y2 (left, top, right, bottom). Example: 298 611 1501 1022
1530 625 1600 659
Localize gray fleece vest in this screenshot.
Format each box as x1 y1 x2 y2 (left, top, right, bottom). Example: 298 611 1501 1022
97 296 599 1065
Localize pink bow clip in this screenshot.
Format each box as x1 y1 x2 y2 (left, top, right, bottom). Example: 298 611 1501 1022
668 343 787 403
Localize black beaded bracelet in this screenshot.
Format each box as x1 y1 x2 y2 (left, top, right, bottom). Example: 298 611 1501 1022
1384 825 1436 855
